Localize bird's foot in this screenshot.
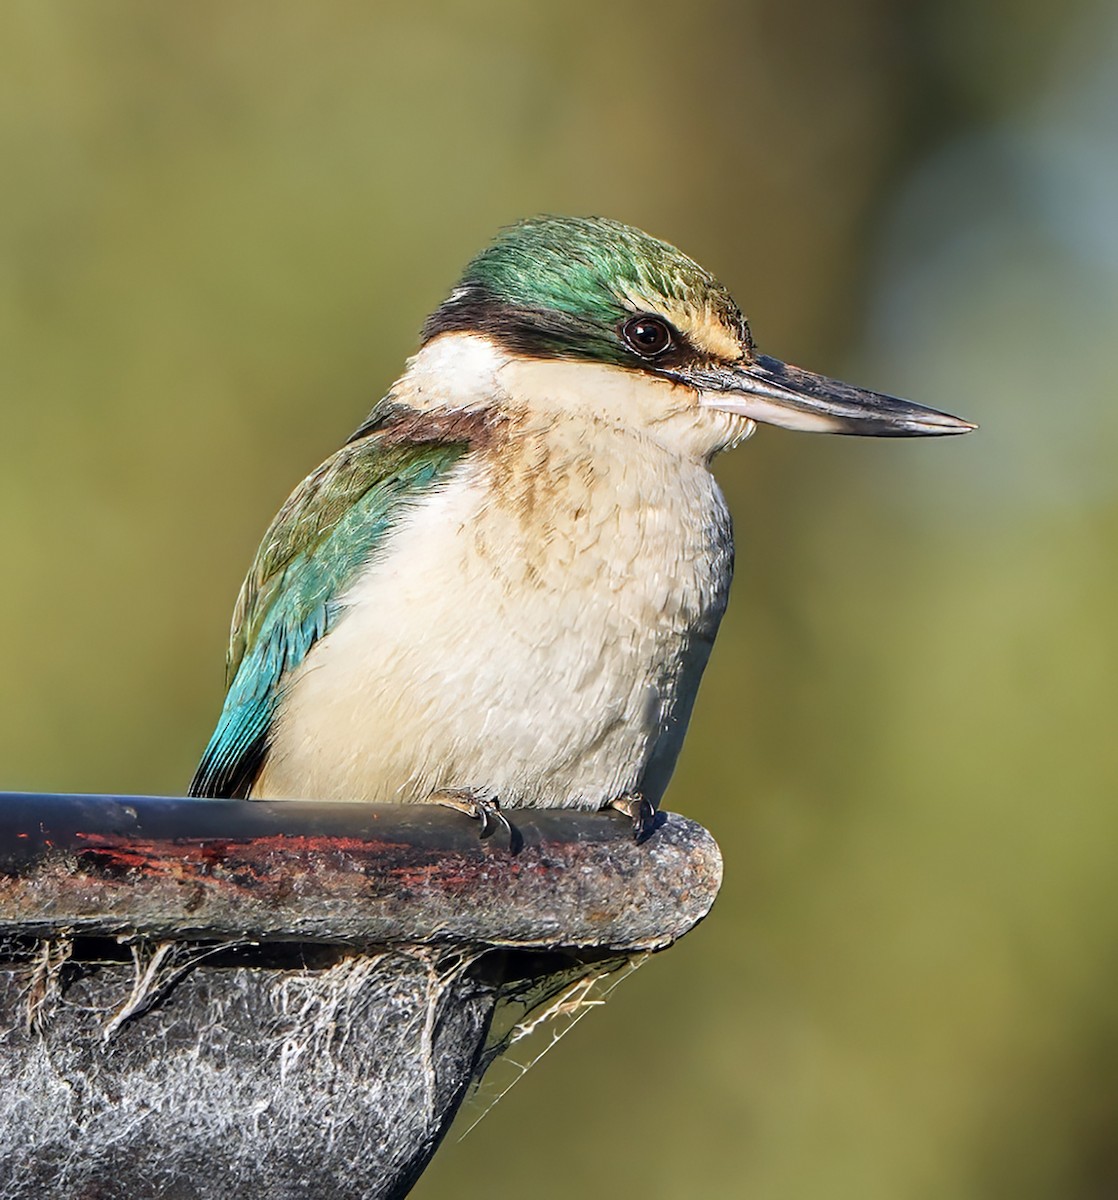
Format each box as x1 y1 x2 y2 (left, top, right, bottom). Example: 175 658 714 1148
608 792 657 841
432 788 511 841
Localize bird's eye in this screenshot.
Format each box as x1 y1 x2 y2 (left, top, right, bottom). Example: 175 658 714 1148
621 314 674 358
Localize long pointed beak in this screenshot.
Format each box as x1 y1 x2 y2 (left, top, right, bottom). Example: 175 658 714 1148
678 354 976 437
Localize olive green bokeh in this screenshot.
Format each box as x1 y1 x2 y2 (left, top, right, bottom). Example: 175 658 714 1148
1 2 1115 1197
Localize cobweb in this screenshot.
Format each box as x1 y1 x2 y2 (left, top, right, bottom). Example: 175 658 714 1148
457 951 650 1139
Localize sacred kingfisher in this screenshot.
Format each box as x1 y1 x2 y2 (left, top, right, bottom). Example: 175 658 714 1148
189 216 973 833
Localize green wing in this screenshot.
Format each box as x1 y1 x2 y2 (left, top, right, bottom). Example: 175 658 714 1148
188 425 470 798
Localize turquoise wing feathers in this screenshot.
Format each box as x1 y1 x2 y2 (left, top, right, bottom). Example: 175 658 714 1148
188 423 470 798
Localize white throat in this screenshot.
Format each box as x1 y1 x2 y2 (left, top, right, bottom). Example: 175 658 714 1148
399 333 753 460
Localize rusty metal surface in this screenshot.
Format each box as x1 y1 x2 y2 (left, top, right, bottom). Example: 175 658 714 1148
0 793 723 1198
0 793 723 950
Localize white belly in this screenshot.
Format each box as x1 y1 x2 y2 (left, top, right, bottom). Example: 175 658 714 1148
253 431 734 809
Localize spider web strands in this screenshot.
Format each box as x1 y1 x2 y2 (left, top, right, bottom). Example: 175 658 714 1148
0 796 722 1197
456 953 650 1141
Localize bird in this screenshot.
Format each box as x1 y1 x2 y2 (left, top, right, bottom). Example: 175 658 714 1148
188 216 973 834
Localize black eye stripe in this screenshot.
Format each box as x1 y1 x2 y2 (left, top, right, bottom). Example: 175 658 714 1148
620 314 674 359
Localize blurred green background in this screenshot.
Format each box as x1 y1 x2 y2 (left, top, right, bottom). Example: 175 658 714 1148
2 2 1116 1196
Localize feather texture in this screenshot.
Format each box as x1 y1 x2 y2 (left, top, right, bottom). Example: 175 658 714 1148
188 424 474 798
245 343 738 810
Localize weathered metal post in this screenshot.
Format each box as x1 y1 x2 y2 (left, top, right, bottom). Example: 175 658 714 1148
0 793 721 1199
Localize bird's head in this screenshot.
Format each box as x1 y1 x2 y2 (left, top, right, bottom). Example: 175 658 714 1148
419 216 974 456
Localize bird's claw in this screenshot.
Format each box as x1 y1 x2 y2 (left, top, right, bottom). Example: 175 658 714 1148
609 793 656 841
433 789 511 842
476 798 512 841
